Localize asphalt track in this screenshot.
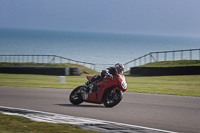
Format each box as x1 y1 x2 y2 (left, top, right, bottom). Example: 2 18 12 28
0 86 200 133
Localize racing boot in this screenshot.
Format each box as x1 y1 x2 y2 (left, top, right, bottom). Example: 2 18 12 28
82 80 91 92
82 75 101 92
83 80 91 87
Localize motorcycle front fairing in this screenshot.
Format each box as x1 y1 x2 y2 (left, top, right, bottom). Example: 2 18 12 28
118 74 128 92
85 74 127 104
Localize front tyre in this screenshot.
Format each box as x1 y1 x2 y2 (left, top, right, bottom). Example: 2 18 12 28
103 90 123 107
69 86 84 105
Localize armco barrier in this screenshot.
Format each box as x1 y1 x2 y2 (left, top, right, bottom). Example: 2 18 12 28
131 66 200 76
0 66 81 76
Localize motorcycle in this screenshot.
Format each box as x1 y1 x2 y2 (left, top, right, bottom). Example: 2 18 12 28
69 74 127 107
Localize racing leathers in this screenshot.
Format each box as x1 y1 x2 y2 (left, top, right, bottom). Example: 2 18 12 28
83 67 116 87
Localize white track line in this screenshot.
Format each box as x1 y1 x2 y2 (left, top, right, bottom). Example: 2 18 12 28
0 106 177 133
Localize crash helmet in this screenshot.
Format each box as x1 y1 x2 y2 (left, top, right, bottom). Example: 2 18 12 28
115 63 124 74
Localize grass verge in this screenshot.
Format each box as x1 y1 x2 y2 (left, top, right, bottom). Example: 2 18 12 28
126 75 200 96
0 73 200 96
139 60 200 67
0 113 99 133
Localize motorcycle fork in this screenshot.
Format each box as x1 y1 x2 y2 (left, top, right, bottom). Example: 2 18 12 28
111 88 118 96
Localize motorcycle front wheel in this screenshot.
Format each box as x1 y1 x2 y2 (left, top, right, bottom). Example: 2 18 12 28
103 90 123 107
69 86 84 105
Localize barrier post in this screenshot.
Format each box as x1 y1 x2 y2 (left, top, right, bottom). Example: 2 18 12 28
59 76 66 84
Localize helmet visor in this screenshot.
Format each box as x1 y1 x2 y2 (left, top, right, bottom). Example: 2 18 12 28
115 63 124 74
117 67 124 74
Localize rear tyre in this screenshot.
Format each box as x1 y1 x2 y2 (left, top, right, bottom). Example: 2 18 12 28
69 86 84 105
103 90 123 107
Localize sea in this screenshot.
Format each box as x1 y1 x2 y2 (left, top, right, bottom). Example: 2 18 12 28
0 28 200 69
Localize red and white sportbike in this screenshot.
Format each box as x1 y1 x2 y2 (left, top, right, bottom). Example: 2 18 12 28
69 74 127 107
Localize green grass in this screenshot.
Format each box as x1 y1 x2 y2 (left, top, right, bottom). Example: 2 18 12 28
0 73 200 96
126 75 200 96
140 60 200 67
0 113 99 133
0 74 87 89
0 61 200 96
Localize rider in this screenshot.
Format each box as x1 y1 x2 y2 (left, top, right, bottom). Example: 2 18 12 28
83 63 124 88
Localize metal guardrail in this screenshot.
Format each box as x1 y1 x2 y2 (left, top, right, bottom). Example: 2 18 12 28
124 48 200 71
0 48 199 72
0 55 96 71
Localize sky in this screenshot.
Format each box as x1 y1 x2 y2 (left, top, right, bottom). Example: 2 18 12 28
0 0 200 37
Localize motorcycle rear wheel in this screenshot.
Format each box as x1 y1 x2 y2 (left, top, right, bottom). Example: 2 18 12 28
103 90 123 107
69 86 84 105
